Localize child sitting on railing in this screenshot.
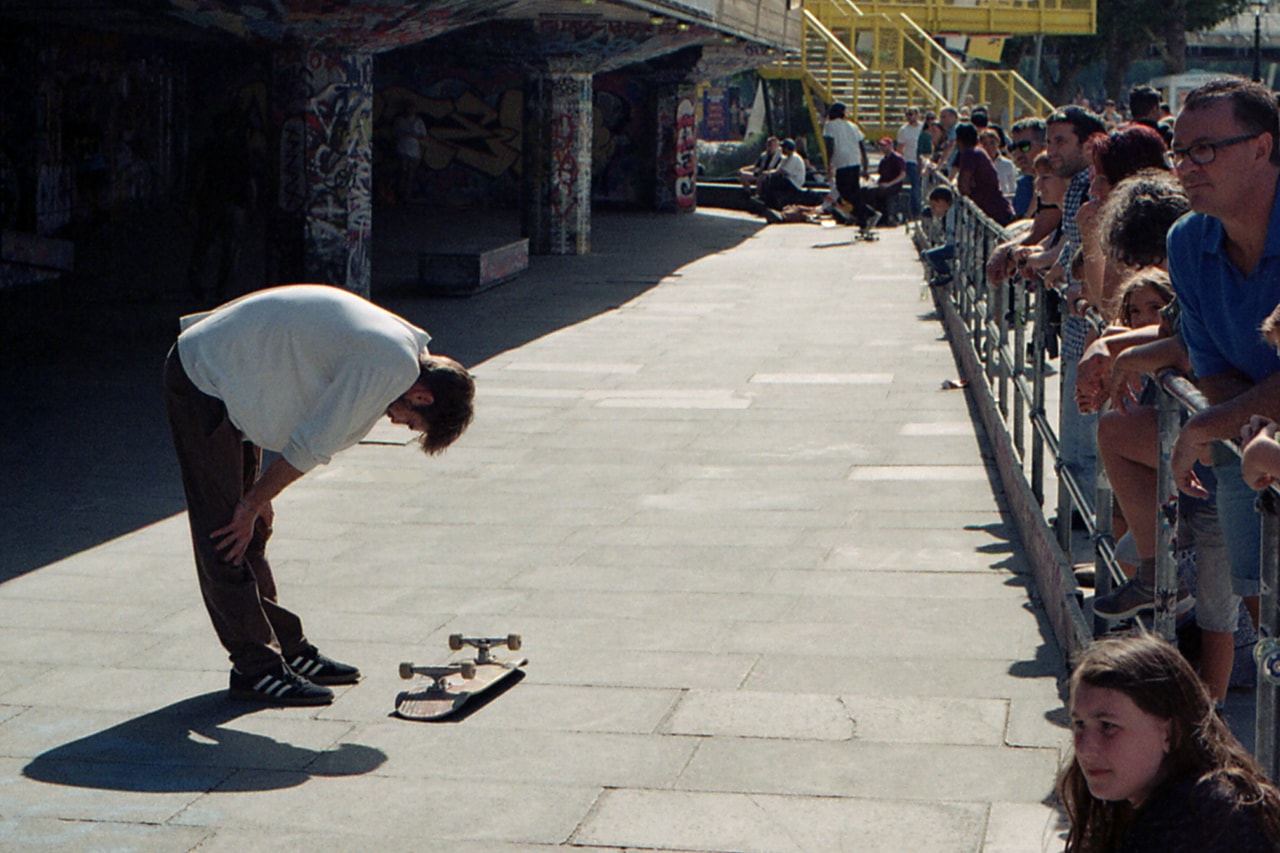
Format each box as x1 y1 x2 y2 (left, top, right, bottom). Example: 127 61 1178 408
920 185 956 287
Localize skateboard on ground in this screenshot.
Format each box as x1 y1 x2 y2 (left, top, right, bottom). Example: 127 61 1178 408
394 633 526 721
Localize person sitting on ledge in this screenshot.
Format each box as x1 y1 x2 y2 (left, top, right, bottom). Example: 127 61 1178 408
738 135 781 195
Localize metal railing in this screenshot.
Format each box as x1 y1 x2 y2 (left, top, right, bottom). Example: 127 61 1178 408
766 0 1056 142
834 0 1097 36
916 170 1280 780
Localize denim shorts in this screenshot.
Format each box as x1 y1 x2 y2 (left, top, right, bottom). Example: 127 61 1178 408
1177 498 1242 633
1212 446 1262 597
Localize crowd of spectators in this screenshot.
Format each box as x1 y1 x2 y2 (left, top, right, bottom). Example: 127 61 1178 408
732 78 1280 846
921 77 1280 849
973 82 1280 698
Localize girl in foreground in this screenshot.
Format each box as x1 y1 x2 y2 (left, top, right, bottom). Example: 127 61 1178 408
1058 633 1280 851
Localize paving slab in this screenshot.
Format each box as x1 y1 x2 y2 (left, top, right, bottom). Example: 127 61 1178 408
0 211 1071 851
575 789 989 853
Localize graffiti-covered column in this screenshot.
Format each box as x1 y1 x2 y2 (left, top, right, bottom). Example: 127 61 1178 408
522 71 592 256
654 82 698 213
271 50 374 296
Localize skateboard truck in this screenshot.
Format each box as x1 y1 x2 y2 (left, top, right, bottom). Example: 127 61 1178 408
448 633 522 665
394 632 528 721
399 660 477 692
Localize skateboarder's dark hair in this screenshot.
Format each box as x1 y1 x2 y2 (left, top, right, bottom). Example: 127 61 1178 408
413 355 475 455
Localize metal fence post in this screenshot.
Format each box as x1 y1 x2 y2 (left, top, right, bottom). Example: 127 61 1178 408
1030 281 1046 508
993 270 1003 417
1012 280 1026 460
1092 462 1115 637
1152 383 1180 642
1258 490 1280 781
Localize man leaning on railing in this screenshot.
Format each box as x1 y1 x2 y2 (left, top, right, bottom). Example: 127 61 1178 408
1167 79 1280 634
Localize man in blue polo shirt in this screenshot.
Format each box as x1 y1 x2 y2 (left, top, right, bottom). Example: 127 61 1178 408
1170 78 1280 628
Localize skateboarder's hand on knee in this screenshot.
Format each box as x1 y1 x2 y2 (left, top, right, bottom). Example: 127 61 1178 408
212 498 259 565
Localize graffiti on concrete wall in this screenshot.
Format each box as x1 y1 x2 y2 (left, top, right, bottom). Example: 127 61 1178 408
543 74 591 232
273 50 374 293
7 34 181 234
592 74 645 206
376 55 656 209
654 84 698 213
675 94 697 211
523 72 592 255
375 81 521 205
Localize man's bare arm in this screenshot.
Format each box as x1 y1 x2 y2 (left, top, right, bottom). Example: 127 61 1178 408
1171 369 1280 495
211 456 306 564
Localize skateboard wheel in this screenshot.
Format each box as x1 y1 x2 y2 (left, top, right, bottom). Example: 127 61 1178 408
399 662 415 680
460 661 477 679
448 633 465 651
507 634 522 651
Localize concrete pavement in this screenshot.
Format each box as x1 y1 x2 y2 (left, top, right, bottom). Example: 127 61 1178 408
0 209 1070 851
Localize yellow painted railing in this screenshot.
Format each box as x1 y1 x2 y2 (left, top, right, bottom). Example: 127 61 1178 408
764 0 1058 143
832 0 1095 36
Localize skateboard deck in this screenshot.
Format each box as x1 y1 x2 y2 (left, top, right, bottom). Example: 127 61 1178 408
395 634 525 722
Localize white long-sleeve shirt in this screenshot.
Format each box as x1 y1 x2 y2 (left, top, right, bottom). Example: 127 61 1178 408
177 284 431 472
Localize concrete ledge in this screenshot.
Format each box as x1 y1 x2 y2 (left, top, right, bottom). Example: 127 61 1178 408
936 286 1092 664
418 238 528 297
1 230 74 291
696 180 830 212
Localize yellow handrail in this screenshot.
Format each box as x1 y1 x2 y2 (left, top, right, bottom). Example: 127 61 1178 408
766 0 1062 159
903 66 949 110
801 8 868 73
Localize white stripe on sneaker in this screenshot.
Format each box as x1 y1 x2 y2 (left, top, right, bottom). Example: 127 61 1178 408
292 657 322 677
252 674 292 697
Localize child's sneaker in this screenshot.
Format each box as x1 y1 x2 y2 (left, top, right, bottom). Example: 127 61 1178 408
286 646 361 685
229 662 334 705
1092 577 1194 620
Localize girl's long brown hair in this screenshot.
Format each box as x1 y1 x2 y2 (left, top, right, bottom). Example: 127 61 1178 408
1058 632 1280 852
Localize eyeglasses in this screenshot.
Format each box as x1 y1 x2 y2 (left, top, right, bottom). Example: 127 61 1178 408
1009 140 1035 152
1170 132 1261 166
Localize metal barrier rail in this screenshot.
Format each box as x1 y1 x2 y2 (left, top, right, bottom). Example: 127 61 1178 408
1154 371 1280 780
916 170 1280 778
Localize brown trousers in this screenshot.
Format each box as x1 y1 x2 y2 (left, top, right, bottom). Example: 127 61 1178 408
164 346 308 674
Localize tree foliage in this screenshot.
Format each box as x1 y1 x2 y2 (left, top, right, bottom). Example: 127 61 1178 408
1006 0 1252 103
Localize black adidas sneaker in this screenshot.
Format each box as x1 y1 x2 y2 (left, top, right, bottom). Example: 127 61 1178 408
229 662 334 705
285 646 361 685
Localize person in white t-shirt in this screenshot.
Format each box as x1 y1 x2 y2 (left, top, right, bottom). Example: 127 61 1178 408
823 102 873 229
164 284 475 705
758 138 809 212
895 107 923 219
979 128 1019 203
393 101 427 204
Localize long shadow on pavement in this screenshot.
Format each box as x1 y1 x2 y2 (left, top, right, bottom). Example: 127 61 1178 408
0 205 762 581
22 693 386 792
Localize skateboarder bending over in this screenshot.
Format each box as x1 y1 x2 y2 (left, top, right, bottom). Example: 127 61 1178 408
164 284 474 705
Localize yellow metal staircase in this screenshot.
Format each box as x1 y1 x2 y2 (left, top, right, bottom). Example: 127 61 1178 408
848 0 1095 37
762 0 1094 146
